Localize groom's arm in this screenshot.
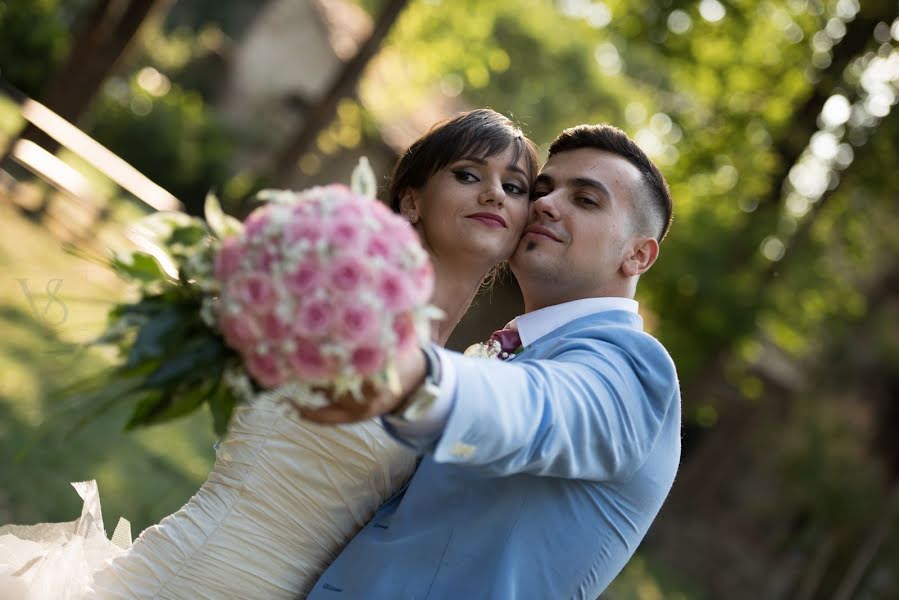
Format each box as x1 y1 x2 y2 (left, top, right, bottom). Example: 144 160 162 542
298 334 678 482
388 336 678 482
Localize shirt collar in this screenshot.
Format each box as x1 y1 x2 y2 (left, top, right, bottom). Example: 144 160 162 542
515 297 639 348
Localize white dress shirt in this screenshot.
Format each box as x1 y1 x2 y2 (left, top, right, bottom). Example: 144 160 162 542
384 297 640 440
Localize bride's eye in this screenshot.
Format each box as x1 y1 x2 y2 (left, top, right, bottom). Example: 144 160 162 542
503 182 527 195
452 170 478 183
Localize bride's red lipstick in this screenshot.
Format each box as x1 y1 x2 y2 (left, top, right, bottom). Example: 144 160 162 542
466 213 507 228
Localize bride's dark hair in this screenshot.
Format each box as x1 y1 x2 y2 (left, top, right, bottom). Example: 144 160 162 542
387 109 539 212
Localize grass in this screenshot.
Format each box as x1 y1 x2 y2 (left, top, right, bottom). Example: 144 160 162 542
0 193 215 535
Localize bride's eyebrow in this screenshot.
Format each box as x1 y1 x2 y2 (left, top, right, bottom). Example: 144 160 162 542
455 156 526 178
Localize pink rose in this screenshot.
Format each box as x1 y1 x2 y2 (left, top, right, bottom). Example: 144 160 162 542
339 200 366 221
377 270 412 311
296 298 333 337
331 255 369 292
285 219 323 245
286 261 321 296
219 313 259 350
227 273 278 312
255 247 282 273
244 210 271 239
330 221 363 250
350 345 384 376
261 312 289 341
246 351 284 388
339 303 379 342
288 339 332 379
392 312 417 350
366 237 392 260
411 261 435 304
396 221 421 245
290 202 316 219
214 238 243 282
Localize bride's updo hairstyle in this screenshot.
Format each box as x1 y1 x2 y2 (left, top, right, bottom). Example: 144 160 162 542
388 109 539 212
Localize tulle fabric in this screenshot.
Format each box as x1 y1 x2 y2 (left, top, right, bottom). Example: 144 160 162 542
0 481 130 600
1 398 418 599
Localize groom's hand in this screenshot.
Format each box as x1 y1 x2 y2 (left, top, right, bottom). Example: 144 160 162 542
289 345 427 425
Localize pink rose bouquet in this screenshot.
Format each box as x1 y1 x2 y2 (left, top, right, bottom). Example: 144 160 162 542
72 160 437 435
216 184 434 400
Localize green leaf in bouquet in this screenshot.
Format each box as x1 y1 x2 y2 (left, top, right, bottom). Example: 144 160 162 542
207 379 239 437
131 211 203 246
124 305 191 368
167 224 209 247
139 335 226 389
111 252 170 283
125 379 215 429
204 192 244 239
124 388 174 430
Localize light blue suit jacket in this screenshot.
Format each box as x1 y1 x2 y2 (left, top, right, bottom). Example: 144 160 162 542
308 309 681 599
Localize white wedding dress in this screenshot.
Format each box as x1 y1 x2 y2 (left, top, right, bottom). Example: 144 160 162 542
0 396 418 599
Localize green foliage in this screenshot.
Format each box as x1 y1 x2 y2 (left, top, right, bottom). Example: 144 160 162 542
85 74 234 215
0 199 216 534
66 214 247 437
0 0 69 96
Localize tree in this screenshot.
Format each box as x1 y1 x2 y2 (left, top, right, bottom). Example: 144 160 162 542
6 0 166 157
272 0 410 183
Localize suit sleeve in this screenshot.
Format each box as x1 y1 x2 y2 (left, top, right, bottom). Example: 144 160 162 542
424 335 679 481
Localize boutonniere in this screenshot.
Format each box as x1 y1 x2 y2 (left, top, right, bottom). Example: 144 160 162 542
463 324 523 361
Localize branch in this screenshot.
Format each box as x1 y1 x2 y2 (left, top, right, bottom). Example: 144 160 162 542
271 0 410 184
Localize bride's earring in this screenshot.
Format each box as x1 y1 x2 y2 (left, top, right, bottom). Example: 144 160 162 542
407 211 419 224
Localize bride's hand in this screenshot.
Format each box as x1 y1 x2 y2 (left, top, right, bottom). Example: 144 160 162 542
286 345 427 425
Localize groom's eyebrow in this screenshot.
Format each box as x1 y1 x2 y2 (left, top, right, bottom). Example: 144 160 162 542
534 173 554 187
570 177 612 200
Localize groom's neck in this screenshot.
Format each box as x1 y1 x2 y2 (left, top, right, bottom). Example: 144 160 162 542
521 284 635 314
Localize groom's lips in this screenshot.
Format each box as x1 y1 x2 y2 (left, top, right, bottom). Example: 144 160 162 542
523 225 562 242
466 212 507 228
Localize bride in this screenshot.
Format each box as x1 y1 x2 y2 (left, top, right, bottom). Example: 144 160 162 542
0 109 538 599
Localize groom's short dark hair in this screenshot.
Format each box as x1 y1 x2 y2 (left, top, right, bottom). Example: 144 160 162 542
548 125 673 242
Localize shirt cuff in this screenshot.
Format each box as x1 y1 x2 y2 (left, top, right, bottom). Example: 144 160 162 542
382 346 457 447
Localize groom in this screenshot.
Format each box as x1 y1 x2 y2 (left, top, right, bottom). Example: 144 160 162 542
300 124 681 599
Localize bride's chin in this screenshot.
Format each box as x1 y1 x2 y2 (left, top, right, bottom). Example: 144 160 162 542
466 242 515 267
471 233 519 260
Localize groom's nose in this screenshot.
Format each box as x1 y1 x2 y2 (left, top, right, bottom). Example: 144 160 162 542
531 191 561 222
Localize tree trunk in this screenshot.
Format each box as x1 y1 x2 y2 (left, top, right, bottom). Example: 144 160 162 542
9 0 167 157
831 483 899 600
792 533 839 600
272 0 410 184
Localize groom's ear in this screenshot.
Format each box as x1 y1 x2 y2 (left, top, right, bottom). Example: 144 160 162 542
621 236 659 277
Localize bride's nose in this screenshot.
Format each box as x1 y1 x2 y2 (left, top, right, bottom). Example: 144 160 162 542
477 180 504 206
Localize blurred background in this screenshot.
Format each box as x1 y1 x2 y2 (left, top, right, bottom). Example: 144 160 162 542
1 0 898 597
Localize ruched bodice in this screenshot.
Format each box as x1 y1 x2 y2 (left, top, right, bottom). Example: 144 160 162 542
89 398 418 599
